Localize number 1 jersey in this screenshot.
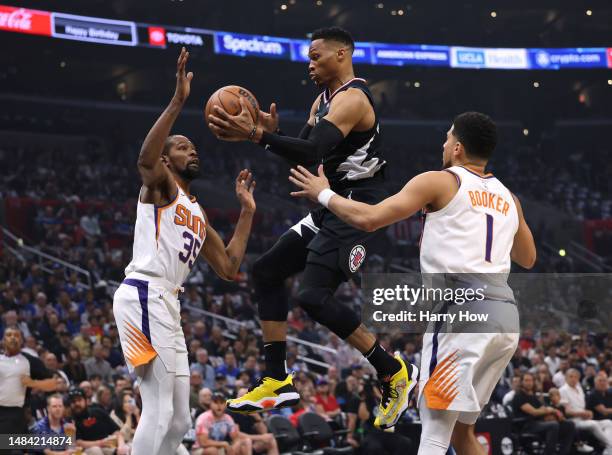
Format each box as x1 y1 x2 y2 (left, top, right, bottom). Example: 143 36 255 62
420 166 518 274
125 184 206 286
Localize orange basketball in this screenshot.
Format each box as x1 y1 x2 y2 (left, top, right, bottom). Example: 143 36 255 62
205 85 259 133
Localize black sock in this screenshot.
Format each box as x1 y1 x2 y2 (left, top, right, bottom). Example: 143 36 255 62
263 341 287 380
364 343 401 380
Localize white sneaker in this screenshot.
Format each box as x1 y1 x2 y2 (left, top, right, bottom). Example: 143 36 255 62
576 442 594 453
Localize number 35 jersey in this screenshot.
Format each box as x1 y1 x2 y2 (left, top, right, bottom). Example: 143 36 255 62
125 183 206 287
420 166 518 274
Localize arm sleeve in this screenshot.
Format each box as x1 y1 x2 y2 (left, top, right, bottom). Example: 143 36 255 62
259 119 343 165
24 353 53 380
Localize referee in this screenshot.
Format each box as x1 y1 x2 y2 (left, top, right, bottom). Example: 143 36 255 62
0 326 58 439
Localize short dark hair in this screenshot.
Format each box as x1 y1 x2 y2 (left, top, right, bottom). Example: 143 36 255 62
451 112 497 160
311 27 354 52
162 135 177 156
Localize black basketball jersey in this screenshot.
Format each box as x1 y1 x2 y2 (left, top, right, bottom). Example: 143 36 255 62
313 78 386 191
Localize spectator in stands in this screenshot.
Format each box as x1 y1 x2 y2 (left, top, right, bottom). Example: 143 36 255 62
101 336 122 369
63 346 87 383
358 376 412 454
553 358 571 388
503 375 522 406
2 310 31 339
546 387 597 453
588 372 612 421
191 348 216 389
513 372 575 455
73 324 93 359
55 290 78 321
536 364 555 393
205 326 225 357
79 381 94 405
544 345 561 375
583 364 598 391
241 354 259 384
216 351 240 385
560 369 612 451
94 385 113 413
80 208 102 239
69 387 128 454
189 370 204 409
84 343 112 383
289 384 319 427
314 378 341 419
113 376 130 397
32 393 77 454
194 387 213 419
109 390 140 449
229 387 279 455
43 351 70 385
192 391 251 455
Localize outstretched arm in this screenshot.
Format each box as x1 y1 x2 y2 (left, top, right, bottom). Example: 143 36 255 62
289 165 451 232
510 195 537 269
208 89 369 165
137 47 193 194
200 170 256 280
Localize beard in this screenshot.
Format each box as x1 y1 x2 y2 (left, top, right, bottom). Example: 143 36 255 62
177 164 201 181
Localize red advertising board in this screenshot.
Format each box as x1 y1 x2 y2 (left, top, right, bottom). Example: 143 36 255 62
148 26 166 47
0 5 51 36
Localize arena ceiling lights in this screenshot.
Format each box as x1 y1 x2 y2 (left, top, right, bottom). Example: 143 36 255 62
2 4 612 71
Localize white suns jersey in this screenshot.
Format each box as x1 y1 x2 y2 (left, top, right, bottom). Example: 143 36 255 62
125 184 206 286
420 166 518 274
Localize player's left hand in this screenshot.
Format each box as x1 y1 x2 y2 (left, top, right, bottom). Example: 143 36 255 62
235 169 256 213
289 164 330 202
209 98 256 142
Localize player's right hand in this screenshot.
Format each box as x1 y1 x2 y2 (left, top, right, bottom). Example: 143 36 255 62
258 103 279 133
173 47 194 104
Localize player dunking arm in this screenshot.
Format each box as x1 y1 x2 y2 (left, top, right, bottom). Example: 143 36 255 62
208 27 417 430
112 48 256 455
289 112 537 455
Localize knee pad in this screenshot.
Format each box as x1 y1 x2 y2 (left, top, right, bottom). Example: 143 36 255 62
295 287 360 339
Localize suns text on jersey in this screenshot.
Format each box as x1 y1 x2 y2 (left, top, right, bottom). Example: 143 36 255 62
174 204 205 240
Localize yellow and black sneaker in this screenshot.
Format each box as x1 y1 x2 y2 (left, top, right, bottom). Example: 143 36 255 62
226 373 300 413
374 354 418 430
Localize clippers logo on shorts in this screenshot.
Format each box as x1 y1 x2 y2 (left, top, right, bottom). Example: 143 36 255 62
349 245 366 273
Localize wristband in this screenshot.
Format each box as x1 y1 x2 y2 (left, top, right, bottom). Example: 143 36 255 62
317 188 336 208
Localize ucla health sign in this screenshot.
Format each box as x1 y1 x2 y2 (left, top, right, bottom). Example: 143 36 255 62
214 32 291 59
451 47 529 69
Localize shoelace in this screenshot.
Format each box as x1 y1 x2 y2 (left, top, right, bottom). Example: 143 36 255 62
247 377 266 393
379 380 399 409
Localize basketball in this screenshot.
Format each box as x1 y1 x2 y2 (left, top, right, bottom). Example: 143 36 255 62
205 85 259 131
